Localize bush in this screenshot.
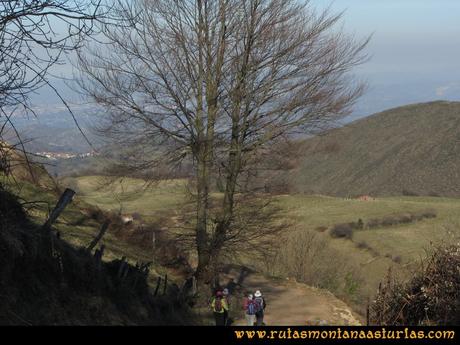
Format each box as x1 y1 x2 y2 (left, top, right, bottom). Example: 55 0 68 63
132 212 143 221
366 218 381 229
355 241 369 250
420 209 437 219
330 223 353 239
371 245 460 325
382 216 398 227
397 214 413 224
392 255 402 264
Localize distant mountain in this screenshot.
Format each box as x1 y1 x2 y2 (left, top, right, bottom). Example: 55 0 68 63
292 101 460 197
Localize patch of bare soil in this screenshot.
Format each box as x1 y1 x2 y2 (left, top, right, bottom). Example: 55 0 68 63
222 266 362 326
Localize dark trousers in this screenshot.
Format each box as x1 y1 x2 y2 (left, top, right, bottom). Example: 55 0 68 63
255 311 264 326
214 312 225 326
223 310 229 326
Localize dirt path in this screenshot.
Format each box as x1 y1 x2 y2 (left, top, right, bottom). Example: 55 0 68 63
222 266 362 326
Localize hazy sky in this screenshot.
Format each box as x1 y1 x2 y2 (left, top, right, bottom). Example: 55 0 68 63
37 0 460 116
318 0 460 83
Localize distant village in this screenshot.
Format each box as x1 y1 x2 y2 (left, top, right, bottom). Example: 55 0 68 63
37 151 97 160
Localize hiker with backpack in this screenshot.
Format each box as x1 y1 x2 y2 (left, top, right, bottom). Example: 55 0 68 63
223 288 231 325
254 290 267 326
211 290 229 326
243 293 257 326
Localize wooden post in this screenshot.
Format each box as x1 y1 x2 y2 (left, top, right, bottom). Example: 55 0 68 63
43 188 76 230
87 220 111 252
152 231 156 264
191 276 197 296
94 245 105 271
154 276 162 296
163 274 168 295
117 256 127 279
366 297 370 326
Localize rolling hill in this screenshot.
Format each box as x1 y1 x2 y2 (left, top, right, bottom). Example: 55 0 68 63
292 101 460 197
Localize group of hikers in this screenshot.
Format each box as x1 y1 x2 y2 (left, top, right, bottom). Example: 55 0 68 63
210 288 267 326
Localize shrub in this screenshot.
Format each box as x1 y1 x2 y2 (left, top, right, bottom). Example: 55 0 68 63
84 207 106 223
132 212 143 221
371 245 460 325
355 241 369 250
330 223 353 239
397 214 413 224
392 255 402 264
421 209 437 219
382 216 398 227
366 218 381 229
357 219 364 230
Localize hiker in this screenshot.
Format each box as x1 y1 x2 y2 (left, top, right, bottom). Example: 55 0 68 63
254 290 266 326
223 288 231 325
211 290 229 326
243 293 256 326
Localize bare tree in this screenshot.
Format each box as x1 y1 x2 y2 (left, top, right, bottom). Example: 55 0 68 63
76 0 369 289
0 0 106 180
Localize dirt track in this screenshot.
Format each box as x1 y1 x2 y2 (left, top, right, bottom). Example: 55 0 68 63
222 266 362 326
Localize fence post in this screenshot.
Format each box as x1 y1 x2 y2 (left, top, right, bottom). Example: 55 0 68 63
366 297 370 326
163 274 168 295
87 220 111 252
43 188 76 230
117 256 127 279
154 276 162 296
152 231 156 263
192 276 197 296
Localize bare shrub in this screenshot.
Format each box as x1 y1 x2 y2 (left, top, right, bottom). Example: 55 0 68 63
356 241 369 250
382 216 398 227
420 209 437 219
132 212 143 221
82 207 106 223
397 214 413 224
367 218 381 229
258 228 368 311
330 224 353 239
371 245 460 325
392 255 402 264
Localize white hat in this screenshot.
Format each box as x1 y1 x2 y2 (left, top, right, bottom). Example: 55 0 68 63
254 290 262 297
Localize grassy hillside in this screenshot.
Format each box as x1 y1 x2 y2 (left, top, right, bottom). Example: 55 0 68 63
67 175 460 313
291 101 460 197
